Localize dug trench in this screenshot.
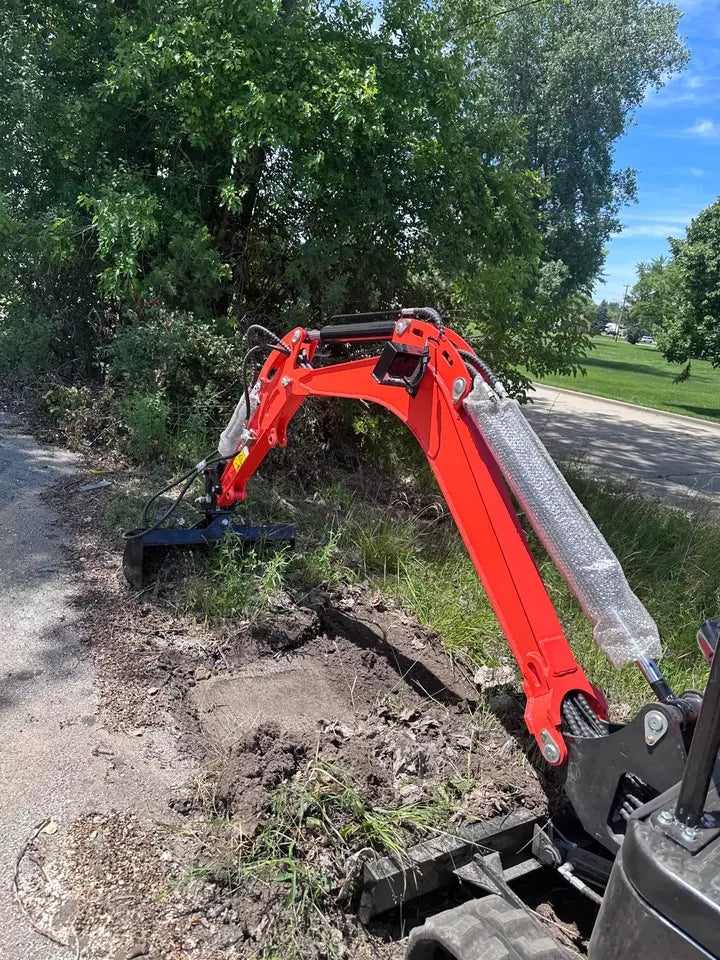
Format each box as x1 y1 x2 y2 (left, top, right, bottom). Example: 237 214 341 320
15 472 595 959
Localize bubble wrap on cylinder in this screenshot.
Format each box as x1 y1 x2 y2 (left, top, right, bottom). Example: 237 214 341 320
463 381 661 668
218 383 261 458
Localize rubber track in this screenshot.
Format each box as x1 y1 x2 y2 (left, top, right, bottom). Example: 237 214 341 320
405 894 569 960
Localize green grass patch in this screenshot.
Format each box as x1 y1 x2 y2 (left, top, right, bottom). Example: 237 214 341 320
535 337 720 422
182 468 720 708
233 760 460 958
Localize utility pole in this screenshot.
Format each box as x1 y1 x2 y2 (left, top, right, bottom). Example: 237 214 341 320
615 284 629 341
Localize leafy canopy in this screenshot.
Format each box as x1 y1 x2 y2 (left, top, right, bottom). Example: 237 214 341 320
629 198 720 368
0 0 687 407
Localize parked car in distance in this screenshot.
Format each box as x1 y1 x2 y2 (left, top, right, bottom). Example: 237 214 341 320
639 335 654 343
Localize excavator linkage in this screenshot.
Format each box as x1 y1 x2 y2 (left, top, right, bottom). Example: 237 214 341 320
123 308 719 960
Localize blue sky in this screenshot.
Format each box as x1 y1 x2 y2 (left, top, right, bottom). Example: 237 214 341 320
595 0 720 304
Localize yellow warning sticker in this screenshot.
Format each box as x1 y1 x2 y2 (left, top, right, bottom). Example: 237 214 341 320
233 447 248 471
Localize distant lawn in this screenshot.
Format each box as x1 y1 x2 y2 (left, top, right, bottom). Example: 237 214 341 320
536 337 720 423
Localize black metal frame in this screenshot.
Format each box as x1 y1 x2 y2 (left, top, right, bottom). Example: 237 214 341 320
563 702 689 852
122 512 295 588
675 636 720 828
358 810 541 922
372 342 430 397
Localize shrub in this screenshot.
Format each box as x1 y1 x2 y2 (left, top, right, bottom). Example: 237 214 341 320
0 311 56 378
121 391 171 460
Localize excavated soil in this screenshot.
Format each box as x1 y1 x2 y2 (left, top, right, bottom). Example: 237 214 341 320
27 472 563 959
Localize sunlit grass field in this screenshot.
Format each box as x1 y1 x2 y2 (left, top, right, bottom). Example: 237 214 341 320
537 337 720 423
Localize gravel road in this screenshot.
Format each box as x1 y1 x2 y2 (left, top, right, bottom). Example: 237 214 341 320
0 414 184 959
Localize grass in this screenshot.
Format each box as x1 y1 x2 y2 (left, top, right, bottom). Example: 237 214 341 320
176 467 720 709
535 337 720 422
96 449 720 707
187 759 463 959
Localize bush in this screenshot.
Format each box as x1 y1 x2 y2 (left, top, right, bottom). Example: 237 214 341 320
0 311 56 378
121 391 171 460
108 306 240 409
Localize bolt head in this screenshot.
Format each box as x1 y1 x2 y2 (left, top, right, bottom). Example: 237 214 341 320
647 712 664 732
658 810 674 825
539 729 561 764
281 376 291 387
682 826 697 841
291 330 301 343
452 377 467 403
395 319 409 335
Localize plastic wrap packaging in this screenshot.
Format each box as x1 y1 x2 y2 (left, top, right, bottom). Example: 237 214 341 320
218 383 261 458
463 380 661 668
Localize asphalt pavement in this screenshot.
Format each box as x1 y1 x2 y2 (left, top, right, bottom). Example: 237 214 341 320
524 384 720 510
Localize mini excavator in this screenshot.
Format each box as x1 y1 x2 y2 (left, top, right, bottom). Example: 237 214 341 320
124 309 720 959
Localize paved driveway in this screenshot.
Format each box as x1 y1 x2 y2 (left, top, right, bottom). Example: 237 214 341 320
523 385 720 509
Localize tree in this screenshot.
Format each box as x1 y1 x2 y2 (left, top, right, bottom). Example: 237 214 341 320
593 299 610 333
488 0 687 294
628 258 677 342
659 199 720 366
628 201 720 371
0 0 689 415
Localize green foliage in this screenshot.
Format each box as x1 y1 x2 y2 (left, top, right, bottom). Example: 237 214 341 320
185 536 292 622
44 386 88 422
593 299 610 334
658 200 720 366
0 0 687 418
489 0 687 295
628 257 679 342
235 760 457 957
191 466 717 704
628 199 720 370
108 306 239 405
121 391 171 460
0 312 56 377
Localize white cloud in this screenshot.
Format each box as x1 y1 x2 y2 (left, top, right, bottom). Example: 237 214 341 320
646 71 720 108
619 224 685 238
686 118 720 135
622 211 696 225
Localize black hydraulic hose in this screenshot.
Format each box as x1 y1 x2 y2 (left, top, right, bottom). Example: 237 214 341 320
140 462 207 528
245 323 292 355
241 344 268 420
562 692 606 739
458 348 500 388
240 325 293 418
141 470 202 534
574 692 607 736
562 698 594 738
124 466 206 541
